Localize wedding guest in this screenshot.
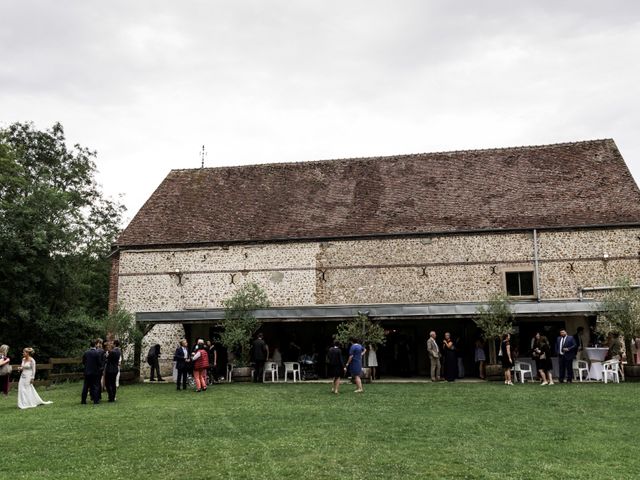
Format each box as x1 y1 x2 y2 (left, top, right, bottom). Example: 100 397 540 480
442 332 458 382
532 334 554 385
191 340 209 392
104 341 120 402
327 340 344 394
272 346 283 377
250 333 268 383
556 329 577 383
345 337 365 393
173 339 190 390
18 348 52 409
112 340 122 388
147 344 163 382
97 338 106 400
427 331 441 381
82 339 103 405
367 344 378 380
501 333 514 385
206 340 218 384
474 338 486 380
0 344 11 397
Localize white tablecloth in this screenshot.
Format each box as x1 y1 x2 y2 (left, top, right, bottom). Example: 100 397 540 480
586 348 608 381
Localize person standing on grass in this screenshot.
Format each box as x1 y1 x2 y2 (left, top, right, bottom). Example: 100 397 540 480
556 329 577 383
367 343 378 380
532 333 554 386
474 338 486 380
147 344 163 382
250 333 268 383
328 340 344 394
17 348 52 409
442 332 458 382
104 341 120 402
82 339 103 404
174 339 190 390
112 339 122 388
345 337 365 393
206 340 218 384
191 340 209 392
427 331 441 381
0 344 11 397
501 333 514 385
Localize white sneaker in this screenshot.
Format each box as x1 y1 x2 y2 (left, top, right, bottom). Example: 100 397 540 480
541 381 548 386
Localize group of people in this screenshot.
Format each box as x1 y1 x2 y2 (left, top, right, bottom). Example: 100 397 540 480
0 344 53 409
173 338 218 391
427 331 462 382
81 338 122 404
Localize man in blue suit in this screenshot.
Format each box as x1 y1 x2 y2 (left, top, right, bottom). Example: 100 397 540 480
556 329 577 383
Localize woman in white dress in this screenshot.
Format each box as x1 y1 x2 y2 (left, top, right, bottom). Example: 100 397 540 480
18 348 52 409
367 344 379 380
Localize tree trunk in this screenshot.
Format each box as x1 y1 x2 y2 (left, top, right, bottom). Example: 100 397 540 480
488 339 497 365
625 336 635 365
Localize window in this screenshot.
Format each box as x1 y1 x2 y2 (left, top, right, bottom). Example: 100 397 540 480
505 271 535 297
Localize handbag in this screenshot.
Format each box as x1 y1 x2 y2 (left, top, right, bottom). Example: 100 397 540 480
0 360 11 376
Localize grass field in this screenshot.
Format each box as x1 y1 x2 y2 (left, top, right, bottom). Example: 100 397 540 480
1 380 638 479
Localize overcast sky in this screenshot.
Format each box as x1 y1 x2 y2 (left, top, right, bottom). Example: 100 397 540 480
2 1 639 224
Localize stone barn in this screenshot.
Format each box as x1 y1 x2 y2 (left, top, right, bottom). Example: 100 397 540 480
109 139 640 377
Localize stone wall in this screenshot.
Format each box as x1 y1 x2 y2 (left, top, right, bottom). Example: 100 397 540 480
117 227 640 312
114 227 640 369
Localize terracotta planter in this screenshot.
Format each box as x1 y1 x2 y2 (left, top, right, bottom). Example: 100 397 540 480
623 364 640 382
231 367 253 382
119 370 142 385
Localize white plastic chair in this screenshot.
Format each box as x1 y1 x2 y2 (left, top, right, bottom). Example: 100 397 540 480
602 360 620 383
514 361 534 383
263 362 279 382
572 359 590 382
226 363 234 383
283 362 301 382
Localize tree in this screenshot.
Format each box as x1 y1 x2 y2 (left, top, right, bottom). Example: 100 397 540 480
220 282 270 366
0 122 124 359
596 278 640 366
474 294 515 364
103 304 143 369
335 312 386 348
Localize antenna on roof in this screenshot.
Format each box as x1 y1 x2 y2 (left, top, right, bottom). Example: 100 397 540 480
200 145 207 168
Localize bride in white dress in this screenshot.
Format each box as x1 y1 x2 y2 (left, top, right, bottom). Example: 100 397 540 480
18 348 52 409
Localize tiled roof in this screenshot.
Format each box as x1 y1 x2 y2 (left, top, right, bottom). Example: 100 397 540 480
116 139 640 247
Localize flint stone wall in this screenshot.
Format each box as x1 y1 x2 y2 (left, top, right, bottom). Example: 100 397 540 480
115 227 640 374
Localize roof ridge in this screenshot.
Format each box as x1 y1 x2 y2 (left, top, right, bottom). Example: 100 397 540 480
170 138 615 173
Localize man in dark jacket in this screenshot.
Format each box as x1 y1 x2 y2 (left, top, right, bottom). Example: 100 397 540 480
173 339 190 390
147 344 163 381
104 341 120 402
250 333 268 383
81 339 103 404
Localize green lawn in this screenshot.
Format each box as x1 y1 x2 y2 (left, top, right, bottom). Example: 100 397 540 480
1 380 638 479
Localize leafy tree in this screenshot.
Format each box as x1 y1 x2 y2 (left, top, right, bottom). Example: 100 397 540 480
474 294 515 364
596 277 640 366
0 122 124 359
220 282 270 366
103 304 143 369
335 312 386 348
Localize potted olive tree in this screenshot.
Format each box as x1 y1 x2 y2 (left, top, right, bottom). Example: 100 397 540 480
474 294 514 380
596 278 640 380
220 282 270 382
335 312 385 382
103 304 144 383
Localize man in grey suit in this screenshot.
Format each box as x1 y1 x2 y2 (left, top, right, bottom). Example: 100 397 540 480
427 331 441 382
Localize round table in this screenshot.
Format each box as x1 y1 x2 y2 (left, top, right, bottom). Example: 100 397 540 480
585 347 609 381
